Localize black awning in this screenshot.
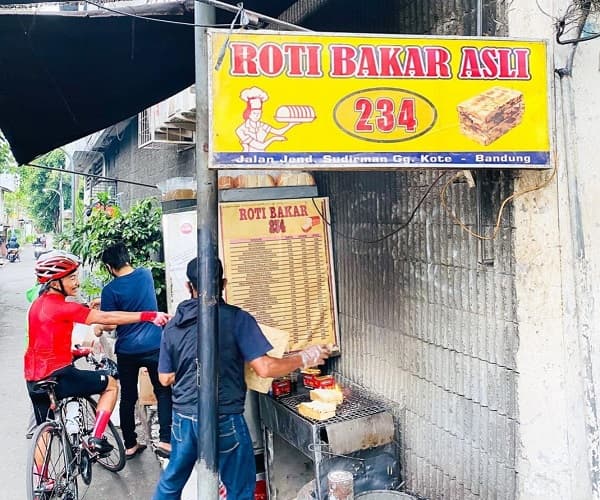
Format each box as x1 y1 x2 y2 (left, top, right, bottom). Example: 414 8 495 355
0 2 197 164
0 0 315 164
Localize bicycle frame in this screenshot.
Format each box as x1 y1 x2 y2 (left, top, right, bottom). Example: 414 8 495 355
28 390 94 499
27 354 126 499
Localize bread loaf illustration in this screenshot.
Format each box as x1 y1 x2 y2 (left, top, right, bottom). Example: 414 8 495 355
457 86 524 145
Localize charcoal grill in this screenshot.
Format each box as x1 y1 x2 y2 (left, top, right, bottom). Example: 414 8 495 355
259 381 400 499
276 387 389 424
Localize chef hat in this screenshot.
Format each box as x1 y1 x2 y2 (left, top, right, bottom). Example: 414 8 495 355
248 97 263 110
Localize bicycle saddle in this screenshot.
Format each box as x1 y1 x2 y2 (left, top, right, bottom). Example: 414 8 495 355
31 377 58 395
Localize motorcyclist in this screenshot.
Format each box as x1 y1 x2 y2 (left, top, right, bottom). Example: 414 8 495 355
6 236 20 261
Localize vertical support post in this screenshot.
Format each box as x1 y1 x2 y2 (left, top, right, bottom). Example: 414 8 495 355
71 158 77 226
194 2 218 500
58 171 63 233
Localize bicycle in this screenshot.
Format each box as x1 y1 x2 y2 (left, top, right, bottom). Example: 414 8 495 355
26 353 126 500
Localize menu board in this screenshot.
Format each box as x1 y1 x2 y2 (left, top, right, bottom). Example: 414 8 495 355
219 197 338 352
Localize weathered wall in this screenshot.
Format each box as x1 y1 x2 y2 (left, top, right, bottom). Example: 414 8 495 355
317 169 518 499
312 2 519 499
509 1 600 499
102 118 195 209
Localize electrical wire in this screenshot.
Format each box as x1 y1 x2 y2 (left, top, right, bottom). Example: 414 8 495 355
440 164 557 241
82 0 235 27
535 0 556 19
24 162 158 189
82 0 310 32
213 3 244 70
310 172 447 245
555 1 600 44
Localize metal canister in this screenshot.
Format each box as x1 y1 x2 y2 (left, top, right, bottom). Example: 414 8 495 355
327 470 354 500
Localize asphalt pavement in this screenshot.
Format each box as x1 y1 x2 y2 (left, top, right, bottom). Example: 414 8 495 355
0 245 162 499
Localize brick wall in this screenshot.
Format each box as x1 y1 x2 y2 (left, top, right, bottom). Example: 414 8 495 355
102 118 195 210
317 169 518 499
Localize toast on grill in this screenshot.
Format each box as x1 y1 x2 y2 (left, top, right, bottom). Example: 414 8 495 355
298 401 337 421
309 388 344 405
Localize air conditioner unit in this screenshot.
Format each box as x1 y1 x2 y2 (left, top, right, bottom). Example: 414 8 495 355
165 86 196 125
138 98 195 149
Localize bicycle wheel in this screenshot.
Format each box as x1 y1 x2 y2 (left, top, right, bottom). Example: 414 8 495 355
26 421 78 500
81 397 126 472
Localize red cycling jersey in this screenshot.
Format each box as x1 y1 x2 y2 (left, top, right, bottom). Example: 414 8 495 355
24 293 91 381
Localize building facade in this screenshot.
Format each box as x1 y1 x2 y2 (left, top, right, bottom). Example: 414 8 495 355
74 1 600 498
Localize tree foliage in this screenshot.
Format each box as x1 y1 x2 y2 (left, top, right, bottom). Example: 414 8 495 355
0 134 17 174
4 149 73 233
23 151 72 233
56 197 166 309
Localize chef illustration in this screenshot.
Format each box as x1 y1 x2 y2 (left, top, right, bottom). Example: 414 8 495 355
236 87 316 152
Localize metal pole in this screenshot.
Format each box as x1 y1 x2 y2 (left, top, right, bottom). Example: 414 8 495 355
194 2 218 500
58 172 63 233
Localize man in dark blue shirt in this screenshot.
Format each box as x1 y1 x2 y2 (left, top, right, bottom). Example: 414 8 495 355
153 257 329 500
95 242 172 459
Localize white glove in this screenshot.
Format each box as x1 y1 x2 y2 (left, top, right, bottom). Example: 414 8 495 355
300 345 328 369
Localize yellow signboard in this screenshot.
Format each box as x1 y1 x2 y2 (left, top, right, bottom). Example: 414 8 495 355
219 198 338 353
208 30 551 169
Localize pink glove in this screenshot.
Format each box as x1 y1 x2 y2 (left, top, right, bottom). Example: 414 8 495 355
141 311 171 326
299 345 329 369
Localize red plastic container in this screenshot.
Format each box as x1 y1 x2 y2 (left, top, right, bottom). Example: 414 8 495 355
271 378 292 398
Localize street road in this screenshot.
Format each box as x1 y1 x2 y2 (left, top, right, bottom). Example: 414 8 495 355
0 245 161 499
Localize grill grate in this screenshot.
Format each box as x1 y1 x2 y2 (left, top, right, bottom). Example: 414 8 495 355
277 386 390 425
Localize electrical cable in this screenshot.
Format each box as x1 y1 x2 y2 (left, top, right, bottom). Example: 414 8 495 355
82 0 310 32
24 162 158 189
535 0 556 19
213 3 244 70
555 1 600 44
82 0 235 27
439 164 557 241
310 172 447 244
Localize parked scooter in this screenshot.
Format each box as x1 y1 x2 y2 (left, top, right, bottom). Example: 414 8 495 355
7 247 19 263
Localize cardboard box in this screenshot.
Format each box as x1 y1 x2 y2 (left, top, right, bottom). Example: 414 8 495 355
138 367 157 406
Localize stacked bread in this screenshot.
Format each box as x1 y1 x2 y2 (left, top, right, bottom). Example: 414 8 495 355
234 173 276 188
217 171 316 190
297 401 337 421
275 172 315 187
218 176 235 190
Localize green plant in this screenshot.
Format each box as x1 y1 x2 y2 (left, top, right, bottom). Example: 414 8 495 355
56 197 166 309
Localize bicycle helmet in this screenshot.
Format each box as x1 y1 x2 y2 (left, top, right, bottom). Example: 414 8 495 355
35 250 81 284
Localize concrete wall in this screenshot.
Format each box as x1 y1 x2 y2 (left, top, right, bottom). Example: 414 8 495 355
509 1 600 499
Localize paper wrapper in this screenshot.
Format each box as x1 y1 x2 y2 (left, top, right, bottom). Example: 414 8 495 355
245 323 290 393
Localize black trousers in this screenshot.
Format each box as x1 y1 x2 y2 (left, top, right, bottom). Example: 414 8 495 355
116 350 172 449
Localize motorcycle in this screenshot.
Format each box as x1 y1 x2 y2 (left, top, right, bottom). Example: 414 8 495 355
33 243 47 260
6 248 19 263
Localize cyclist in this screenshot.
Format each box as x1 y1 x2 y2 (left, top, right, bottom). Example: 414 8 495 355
25 250 171 456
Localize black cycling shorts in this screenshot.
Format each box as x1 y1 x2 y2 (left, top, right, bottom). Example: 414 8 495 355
27 364 110 425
